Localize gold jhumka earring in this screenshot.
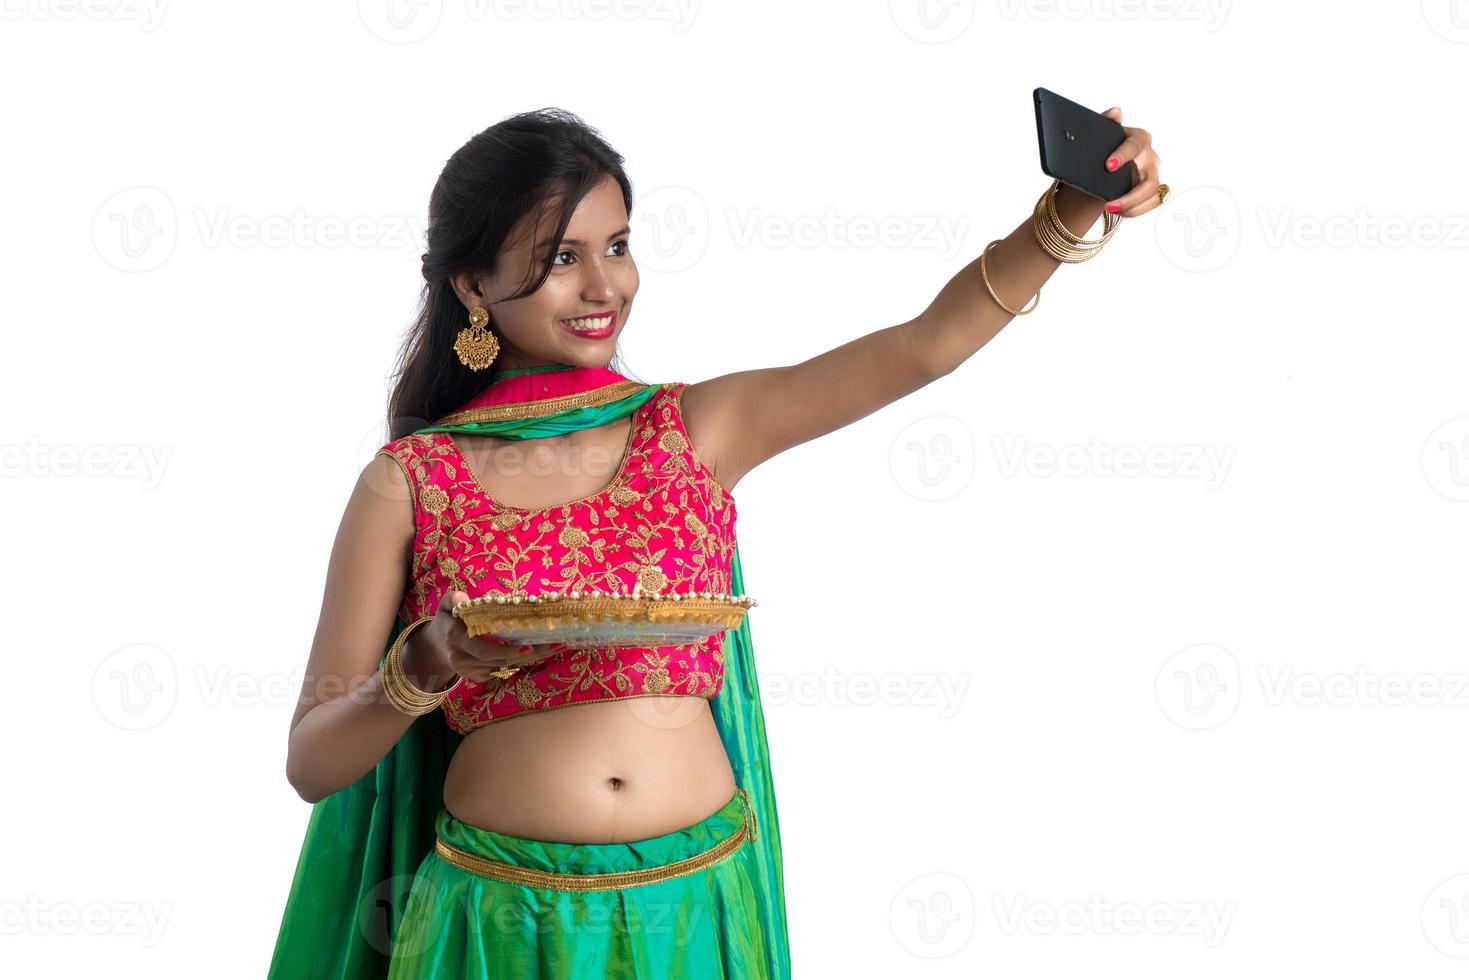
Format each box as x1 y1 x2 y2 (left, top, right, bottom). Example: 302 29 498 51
454 306 500 371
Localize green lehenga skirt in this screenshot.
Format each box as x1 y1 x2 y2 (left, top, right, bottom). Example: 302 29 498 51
385 786 770 979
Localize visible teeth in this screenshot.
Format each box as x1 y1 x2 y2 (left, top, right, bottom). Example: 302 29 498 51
564 314 612 330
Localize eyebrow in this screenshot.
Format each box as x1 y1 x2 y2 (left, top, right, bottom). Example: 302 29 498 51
537 225 631 249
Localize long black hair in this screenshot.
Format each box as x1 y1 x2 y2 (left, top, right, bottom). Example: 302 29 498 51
386 108 643 441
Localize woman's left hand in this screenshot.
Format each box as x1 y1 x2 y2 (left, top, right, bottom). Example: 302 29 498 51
1100 106 1164 217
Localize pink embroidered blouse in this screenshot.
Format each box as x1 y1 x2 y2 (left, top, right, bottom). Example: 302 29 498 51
375 381 737 734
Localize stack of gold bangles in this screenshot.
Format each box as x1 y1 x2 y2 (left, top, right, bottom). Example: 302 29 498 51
1030 176 1123 262
381 615 462 716
979 177 1134 316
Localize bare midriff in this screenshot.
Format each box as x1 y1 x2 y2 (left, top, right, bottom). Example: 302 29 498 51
440 695 738 845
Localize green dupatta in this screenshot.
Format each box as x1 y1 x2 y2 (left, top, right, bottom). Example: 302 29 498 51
268 364 790 977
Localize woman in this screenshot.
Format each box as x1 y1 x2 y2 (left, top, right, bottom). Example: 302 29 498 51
270 106 1164 978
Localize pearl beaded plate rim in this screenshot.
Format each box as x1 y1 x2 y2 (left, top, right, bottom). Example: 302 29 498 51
450 590 758 650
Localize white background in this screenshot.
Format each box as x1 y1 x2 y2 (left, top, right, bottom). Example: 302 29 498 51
4 1 1468 977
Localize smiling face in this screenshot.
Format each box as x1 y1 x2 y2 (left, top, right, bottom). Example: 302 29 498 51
451 174 638 372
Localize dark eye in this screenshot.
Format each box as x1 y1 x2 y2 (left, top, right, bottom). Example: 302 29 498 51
551 240 630 267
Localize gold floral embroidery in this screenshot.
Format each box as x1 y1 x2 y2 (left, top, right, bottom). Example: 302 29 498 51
420 484 449 516
513 676 543 708
380 381 738 733
637 564 669 594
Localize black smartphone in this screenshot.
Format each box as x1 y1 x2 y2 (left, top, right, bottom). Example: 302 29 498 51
1033 87 1137 202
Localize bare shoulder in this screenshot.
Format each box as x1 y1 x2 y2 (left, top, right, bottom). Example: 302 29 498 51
365 450 415 525
676 377 748 493
336 452 418 600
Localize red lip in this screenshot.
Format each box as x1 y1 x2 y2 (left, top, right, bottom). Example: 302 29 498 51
558 309 617 339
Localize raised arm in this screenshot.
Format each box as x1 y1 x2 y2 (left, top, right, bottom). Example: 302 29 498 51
682 108 1161 492
680 183 1105 492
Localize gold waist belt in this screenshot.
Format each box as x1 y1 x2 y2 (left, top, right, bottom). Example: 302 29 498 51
434 787 757 892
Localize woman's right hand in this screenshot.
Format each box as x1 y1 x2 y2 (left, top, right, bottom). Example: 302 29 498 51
405 590 550 686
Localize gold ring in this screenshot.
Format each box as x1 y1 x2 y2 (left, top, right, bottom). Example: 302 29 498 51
1157 183 1170 206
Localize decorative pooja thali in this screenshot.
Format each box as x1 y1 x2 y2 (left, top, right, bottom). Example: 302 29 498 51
451 588 757 649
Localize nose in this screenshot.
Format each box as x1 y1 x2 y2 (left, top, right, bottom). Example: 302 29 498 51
581 256 616 301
